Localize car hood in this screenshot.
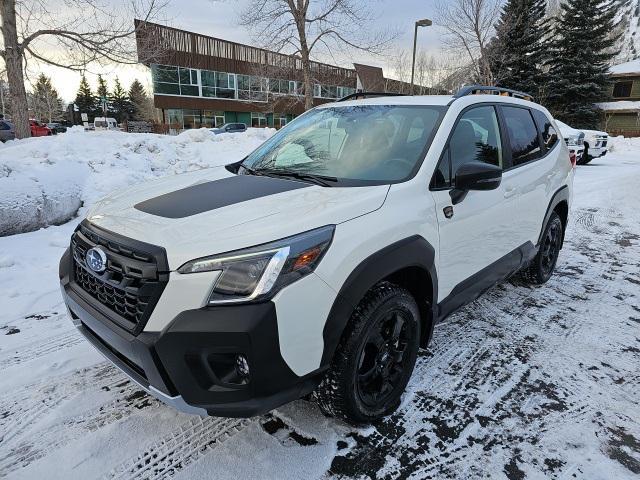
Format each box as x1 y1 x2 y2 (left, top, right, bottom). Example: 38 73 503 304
581 129 608 138
85 167 390 270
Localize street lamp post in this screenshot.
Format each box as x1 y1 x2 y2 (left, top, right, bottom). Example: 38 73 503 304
410 18 432 95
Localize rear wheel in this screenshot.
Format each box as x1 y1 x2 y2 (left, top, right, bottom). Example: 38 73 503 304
314 282 421 425
520 212 563 284
582 144 592 164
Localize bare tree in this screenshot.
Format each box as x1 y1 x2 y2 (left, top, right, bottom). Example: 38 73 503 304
0 0 165 138
386 49 468 94
435 0 503 85
28 73 63 122
239 0 397 110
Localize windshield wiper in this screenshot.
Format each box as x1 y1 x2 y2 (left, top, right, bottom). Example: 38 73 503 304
239 163 261 176
254 168 338 187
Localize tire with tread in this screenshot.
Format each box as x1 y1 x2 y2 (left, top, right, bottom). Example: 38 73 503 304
520 211 563 285
313 281 421 425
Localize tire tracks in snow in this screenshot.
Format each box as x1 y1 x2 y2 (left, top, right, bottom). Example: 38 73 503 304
329 206 637 478
103 416 254 480
0 330 84 370
0 376 155 477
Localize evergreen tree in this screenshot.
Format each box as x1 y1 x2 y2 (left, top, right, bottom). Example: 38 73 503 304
545 0 619 128
29 74 64 123
94 74 111 117
128 79 153 121
74 74 95 120
110 77 132 122
491 0 549 100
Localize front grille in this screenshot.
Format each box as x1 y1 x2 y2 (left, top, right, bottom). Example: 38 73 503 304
70 222 168 334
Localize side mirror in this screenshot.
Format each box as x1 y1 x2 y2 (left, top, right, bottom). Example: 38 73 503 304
450 162 502 205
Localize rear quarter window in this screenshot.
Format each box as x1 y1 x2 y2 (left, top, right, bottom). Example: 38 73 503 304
531 109 559 152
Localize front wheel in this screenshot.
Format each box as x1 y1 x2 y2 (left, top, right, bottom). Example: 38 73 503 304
520 212 563 284
313 282 421 425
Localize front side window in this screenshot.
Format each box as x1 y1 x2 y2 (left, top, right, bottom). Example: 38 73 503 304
431 106 502 189
532 109 559 151
242 105 443 185
502 106 542 166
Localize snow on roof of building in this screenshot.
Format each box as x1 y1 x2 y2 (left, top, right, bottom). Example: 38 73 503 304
596 101 640 112
610 59 640 75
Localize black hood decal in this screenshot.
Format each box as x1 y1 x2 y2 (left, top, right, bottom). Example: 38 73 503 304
134 174 310 219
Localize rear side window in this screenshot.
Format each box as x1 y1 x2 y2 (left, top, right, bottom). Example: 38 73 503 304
431 105 503 189
531 109 559 151
502 106 542 167
0 121 9 130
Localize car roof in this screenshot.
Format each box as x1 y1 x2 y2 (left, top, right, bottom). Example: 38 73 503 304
316 94 543 110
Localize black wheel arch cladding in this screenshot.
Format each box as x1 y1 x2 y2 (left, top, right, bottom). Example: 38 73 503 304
538 186 570 248
320 235 438 368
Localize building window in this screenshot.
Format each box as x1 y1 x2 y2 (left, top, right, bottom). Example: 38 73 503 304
167 108 184 132
202 110 225 127
237 75 268 101
613 81 633 98
201 70 236 99
182 109 202 129
251 112 267 127
274 113 287 129
153 65 180 95
269 79 299 95
337 86 355 98
153 64 199 96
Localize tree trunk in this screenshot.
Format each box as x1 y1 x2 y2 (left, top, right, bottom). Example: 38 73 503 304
302 50 313 111
291 2 314 111
1 0 30 139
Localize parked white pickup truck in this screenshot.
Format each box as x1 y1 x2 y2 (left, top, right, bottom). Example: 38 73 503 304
556 121 585 164
581 129 609 164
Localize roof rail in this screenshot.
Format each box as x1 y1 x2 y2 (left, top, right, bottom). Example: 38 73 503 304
337 91 407 102
452 85 534 102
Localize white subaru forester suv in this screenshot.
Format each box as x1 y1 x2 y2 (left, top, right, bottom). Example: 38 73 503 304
60 86 574 424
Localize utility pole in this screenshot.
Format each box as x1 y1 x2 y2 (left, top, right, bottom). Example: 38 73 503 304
411 18 432 95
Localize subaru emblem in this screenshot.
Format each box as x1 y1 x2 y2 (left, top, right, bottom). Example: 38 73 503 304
85 247 107 273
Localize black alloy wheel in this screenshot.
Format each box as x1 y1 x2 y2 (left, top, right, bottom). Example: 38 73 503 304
313 282 421 424
540 216 562 279
355 309 415 410
520 211 564 285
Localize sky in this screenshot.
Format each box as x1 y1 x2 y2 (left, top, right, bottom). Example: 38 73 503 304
34 0 448 103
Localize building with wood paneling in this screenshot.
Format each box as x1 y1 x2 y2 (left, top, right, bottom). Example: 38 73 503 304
134 21 417 133
597 60 640 136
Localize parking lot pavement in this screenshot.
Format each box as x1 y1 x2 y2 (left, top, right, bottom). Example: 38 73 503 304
1 153 639 480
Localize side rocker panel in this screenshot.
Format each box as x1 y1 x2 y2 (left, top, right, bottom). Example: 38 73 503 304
320 236 437 367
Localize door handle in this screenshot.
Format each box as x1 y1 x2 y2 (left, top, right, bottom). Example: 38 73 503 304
504 187 517 199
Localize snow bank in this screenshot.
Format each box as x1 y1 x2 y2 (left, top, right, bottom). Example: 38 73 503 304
0 127 275 236
607 135 640 153
595 100 640 111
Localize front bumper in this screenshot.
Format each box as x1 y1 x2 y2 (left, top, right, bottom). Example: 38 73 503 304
60 248 321 417
589 146 608 158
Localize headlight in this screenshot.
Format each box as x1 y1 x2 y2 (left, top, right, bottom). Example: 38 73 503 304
177 225 335 304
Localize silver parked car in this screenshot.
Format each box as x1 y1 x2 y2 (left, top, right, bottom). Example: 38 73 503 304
0 119 15 142
210 123 247 134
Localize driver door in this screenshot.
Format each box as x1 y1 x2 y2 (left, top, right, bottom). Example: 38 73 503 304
430 105 522 307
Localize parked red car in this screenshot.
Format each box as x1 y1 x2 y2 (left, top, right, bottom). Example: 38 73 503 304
30 120 52 137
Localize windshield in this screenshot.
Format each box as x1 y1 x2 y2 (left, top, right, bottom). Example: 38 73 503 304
95 121 107 128
241 104 444 185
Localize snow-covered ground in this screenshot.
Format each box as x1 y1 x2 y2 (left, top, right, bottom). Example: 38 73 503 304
0 127 275 236
1 133 639 479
